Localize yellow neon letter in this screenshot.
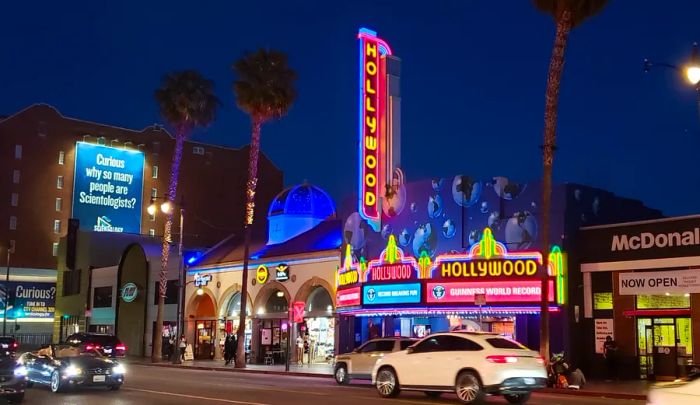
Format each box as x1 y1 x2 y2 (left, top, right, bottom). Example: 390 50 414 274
366 42 377 58
366 79 376 95
365 136 377 151
365 97 376 113
366 116 376 133
365 192 376 207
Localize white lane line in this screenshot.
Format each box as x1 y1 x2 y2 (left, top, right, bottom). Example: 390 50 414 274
124 387 271 405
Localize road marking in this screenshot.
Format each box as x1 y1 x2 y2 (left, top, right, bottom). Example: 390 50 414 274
124 387 271 405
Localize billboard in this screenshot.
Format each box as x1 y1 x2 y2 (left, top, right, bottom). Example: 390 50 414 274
72 142 145 234
0 282 56 319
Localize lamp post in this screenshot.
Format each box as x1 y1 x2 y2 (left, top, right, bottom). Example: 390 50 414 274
148 196 186 364
644 42 700 117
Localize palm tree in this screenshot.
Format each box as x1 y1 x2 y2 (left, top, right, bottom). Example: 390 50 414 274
152 70 220 362
533 0 608 360
232 49 297 368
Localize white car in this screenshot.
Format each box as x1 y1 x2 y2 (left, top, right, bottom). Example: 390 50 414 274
371 332 546 404
334 337 416 384
647 374 700 405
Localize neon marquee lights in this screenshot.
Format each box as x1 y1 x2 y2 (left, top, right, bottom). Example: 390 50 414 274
358 28 392 232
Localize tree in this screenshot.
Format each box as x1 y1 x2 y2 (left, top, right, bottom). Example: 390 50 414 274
232 49 297 368
533 0 608 360
152 70 220 362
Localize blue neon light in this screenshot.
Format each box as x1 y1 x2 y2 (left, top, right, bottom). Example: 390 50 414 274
362 283 421 305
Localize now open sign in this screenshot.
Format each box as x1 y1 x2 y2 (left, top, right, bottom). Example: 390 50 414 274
619 269 700 295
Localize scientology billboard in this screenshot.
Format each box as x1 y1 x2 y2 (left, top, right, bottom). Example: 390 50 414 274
72 142 145 234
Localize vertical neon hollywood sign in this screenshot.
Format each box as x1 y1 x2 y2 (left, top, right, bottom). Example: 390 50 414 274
358 28 392 232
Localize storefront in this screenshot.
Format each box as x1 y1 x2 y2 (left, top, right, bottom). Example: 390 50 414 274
336 229 567 351
579 216 700 380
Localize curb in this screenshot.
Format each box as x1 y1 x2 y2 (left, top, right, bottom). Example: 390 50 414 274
539 388 646 401
129 362 334 379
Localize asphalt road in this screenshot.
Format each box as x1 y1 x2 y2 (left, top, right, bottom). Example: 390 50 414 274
17 365 645 405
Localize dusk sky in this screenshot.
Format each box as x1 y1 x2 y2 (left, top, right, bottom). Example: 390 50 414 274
2 1 699 216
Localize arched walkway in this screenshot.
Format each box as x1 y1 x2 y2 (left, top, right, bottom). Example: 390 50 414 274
187 290 217 360
253 281 291 315
294 277 335 307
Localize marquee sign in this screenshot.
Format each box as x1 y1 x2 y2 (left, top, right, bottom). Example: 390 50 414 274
335 227 567 310
358 28 392 232
336 287 362 308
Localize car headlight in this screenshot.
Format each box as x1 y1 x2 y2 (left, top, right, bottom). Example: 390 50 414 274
13 366 27 377
112 364 126 375
64 365 82 377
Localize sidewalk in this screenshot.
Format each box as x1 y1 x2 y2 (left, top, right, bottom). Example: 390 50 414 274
540 379 648 400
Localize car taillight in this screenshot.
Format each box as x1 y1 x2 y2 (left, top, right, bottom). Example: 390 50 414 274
486 355 519 364
12 342 18 349
116 344 126 351
85 344 94 351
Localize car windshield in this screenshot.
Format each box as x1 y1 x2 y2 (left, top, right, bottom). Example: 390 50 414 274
486 338 528 350
51 345 103 358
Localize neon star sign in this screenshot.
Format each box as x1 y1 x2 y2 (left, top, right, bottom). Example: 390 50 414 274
358 28 392 232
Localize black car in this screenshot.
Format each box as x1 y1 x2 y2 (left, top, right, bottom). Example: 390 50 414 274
0 337 19 357
0 353 27 403
20 345 125 393
65 333 126 358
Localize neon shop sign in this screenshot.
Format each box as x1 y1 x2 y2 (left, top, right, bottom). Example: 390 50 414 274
358 28 392 232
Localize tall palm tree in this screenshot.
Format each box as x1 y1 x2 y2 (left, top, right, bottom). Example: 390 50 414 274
152 70 220 362
232 49 297 368
533 0 608 360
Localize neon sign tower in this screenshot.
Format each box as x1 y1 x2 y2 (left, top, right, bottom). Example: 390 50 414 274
358 28 402 232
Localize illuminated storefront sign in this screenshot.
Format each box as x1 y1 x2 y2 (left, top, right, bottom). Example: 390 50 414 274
256 265 269 284
358 28 392 232
337 287 362 307
72 142 145 234
363 283 421 305
426 280 555 304
275 264 290 282
437 259 538 279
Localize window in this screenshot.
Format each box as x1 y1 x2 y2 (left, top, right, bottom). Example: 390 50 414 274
14 145 22 159
152 165 158 179
52 242 59 257
400 340 416 350
10 193 18 207
55 198 63 212
486 338 526 350
9 216 17 230
93 286 113 308
12 170 19 184
154 280 178 305
374 340 396 352
54 220 61 234
151 188 157 198
58 151 65 165
359 341 379 353
57 176 64 189
412 337 441 353
149 229 155 236
149 213 156 222
62 269 81 296
193 146 205 155
442 336 483 351
97 137 106 145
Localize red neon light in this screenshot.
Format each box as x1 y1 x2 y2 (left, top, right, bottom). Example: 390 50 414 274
360 36 381 228
370 263 414 282
292 301 306 323
426 280 555 304
336 287 362 307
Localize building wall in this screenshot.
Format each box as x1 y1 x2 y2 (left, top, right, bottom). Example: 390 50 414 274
0 104 283 271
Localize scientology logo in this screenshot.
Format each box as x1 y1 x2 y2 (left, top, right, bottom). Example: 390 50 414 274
94 216 124 233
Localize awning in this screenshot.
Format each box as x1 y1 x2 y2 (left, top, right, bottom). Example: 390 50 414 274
622 309 691 317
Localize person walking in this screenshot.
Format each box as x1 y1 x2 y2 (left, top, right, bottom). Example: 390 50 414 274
179 335 187 362
296 334 304 365
224 334 235 365
603 336 619 381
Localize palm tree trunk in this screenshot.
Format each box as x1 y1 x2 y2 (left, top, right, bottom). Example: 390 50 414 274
540 9 571 361
153 125 187 362
235 118 262 368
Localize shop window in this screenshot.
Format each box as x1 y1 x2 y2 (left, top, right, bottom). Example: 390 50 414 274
677 317 692 356
12 170 19 184
593 292 613 310
636 294 690 309
14 145 22 159
154 280 178 305
93 286 113 308
225 292 251 317
264 292 288 314
305 287 332 313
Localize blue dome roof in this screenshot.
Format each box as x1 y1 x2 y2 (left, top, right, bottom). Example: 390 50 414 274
268 183 336 219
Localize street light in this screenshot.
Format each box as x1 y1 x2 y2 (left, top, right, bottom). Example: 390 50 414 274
686 43 700 86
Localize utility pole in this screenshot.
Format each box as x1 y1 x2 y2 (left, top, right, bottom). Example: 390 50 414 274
3 242 11 336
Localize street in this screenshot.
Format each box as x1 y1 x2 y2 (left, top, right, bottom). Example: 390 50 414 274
16 365 645 405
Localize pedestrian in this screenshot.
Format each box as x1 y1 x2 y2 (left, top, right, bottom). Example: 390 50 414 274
296 334 304 365
224 334 235 365
603 336 619 381
168 335 175 361
179 335 187 362
231 333 238 365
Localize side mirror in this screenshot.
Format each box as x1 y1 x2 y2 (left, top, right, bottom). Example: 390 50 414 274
406 347 414 354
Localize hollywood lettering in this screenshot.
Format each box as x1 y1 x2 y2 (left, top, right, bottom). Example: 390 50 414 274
370 263 415 282
440 259 538 279
338 269 360 286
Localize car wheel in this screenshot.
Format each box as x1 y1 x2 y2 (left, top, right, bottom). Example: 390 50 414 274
504 393 531 404
455 371 484 404
8 393 24 403
334 364 350 385
109 384 122 391
375 367 400 398
50 371 64 393
424 391 442 398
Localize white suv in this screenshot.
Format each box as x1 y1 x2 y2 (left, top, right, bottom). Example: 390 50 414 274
334 338 416 385
371 332 546 404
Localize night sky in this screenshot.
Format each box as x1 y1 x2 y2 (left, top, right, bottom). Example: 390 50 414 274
2 1 699 216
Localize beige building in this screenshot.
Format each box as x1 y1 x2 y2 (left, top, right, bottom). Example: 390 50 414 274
186 184 341 364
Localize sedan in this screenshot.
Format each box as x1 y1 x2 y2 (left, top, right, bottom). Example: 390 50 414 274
647 373 700 405
20 345 125 393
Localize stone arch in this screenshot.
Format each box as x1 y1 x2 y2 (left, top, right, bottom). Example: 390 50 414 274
186 287 218 319
115 243 148 357
294 276 335 307
252 281 291 314
218 284 253 319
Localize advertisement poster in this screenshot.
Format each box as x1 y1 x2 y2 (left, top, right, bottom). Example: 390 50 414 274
595 319 614 354
0 282 56 319
72 142 145 234
261 329 272 345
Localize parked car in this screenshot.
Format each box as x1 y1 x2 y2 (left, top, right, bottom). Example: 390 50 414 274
0 350 27 403
65 333 126 358
20 344 125 393
371 332 546 404
334 337 417 385
647 373 700 405
0 337 19 357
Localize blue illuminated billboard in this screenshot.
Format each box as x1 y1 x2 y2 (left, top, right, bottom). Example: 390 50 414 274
0 281 56 319
72 142 145 234
362 283 421 305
